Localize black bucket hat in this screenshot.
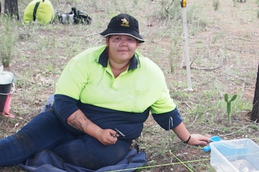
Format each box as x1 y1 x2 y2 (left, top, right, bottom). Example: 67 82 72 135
100 13 145 43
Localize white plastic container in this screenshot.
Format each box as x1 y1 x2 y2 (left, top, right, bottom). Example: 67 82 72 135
210 138 259 172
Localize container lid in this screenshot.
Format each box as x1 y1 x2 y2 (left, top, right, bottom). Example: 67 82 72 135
0 71 14 84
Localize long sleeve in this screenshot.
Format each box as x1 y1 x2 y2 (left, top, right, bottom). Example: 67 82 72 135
152 108 182 130
52 94 83 134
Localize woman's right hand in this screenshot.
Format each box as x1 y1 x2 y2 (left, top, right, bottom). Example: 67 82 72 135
96 129 118 145
67 110 118 145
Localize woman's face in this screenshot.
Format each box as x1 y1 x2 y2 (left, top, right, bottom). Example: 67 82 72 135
106 35 138 64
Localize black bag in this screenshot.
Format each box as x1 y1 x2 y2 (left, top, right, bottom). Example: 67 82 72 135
56 7 92 25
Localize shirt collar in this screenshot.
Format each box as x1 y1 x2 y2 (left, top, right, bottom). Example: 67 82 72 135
98 47 138 70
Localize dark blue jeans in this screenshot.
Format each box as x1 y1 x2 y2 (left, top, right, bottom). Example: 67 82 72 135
0 111 130 170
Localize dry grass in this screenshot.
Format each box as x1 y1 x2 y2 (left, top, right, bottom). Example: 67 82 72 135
0 0 258 171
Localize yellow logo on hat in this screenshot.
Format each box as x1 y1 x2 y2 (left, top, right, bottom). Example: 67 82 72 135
121 18 129 27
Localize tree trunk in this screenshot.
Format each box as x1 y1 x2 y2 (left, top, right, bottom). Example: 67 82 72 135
4 0 19 20
251 63 259 122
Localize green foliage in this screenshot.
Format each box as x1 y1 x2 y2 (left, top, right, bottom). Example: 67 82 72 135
213 0 220 11
169 35 181 73
158 0 205 26
224 93 237 124
0 16 17 67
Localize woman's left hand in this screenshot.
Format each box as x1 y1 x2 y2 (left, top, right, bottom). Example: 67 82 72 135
188 134 210 146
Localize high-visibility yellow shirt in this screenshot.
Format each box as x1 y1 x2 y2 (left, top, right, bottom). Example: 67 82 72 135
55 45 176 114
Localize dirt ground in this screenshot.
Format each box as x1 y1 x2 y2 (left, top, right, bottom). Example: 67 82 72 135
0 0 259 171
138 0 259 171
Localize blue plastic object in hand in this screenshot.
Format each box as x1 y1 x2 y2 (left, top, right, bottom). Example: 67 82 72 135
203 136 222 152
